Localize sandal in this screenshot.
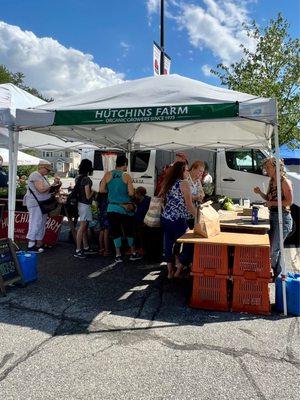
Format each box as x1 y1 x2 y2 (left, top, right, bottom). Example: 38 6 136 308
99 249 105 255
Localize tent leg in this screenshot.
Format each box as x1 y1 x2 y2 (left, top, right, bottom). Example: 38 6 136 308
8 129 19 240
274 125 287 316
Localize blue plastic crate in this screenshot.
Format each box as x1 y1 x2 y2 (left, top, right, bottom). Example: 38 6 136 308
275 273 300 316
17 252 38 284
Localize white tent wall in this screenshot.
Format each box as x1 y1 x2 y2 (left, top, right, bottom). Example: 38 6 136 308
13 74 289 315
0 83 46 241
0 147 48 165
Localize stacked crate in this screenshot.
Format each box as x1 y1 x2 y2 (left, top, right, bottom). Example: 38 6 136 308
231 247 271 315
189 243 271 315
190 243 230 311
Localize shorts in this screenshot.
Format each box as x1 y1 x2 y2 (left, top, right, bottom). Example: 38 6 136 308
78 202 93 222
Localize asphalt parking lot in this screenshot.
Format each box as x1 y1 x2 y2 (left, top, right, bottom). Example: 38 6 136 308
0 238 299 400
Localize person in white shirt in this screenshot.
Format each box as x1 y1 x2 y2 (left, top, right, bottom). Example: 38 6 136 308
24 162 60 252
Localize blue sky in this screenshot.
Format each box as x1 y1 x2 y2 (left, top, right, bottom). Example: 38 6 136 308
1 0 299 99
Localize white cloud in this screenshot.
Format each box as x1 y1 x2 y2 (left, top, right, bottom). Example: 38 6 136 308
147 0 257 65
201 64 213 77
176 0 257 65
147 0 160 15
0 21 124 100
120 41 131 58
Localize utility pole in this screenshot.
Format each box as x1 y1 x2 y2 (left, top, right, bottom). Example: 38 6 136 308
160 0 165 75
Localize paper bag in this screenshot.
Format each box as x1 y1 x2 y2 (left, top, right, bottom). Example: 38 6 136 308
194 201 220 238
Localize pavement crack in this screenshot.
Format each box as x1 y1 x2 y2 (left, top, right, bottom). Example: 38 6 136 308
284 318 300 365
0 303 85 382
236 357 267 400
0 336 54 382
0 353 14 369
155 336 300 368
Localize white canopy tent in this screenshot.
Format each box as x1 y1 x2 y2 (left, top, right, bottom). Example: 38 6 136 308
0 83 46 241
0 83 98 240
16 74 276 150
14 74 288 314
0 148 48 166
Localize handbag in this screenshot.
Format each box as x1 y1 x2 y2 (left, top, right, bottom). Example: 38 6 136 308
193 200 220 238
29 187 59 215
67 176 83 207
144 196 163 228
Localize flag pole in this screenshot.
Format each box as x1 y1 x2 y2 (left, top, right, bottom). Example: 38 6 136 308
160 0 165 75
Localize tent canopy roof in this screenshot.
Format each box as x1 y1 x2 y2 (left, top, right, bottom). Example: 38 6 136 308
16 74 277 151
0 147 48 166
0 83 45 126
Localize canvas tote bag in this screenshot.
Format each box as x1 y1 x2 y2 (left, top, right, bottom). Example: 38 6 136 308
194 201 220 238
144 196 164 228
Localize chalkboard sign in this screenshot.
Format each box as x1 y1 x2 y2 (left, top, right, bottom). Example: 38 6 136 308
0 238 23 295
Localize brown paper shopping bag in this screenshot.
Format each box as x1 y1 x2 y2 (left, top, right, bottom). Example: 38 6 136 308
194 201 220 238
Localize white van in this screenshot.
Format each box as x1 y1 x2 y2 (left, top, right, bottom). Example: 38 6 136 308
81 147 270 202
81 146 299 244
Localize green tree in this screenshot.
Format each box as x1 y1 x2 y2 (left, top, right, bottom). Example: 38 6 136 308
211 14 299 146
0 64 51 102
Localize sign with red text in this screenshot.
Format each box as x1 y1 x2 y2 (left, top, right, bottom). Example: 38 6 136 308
0 212 63 245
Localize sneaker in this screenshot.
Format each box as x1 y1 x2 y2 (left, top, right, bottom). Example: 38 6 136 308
27 245 44 254
74 250 86 259
114 255 123 264
129 252 143 261
83 247 98 255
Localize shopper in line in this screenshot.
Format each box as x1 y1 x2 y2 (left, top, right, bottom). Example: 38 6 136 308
254 157 293 279
74 159 97 258
160 161 196 279
187 160 205 229
100 154 142 263
155 152 189 196
0 155 8 188
97 187 110 256
24 162 60 252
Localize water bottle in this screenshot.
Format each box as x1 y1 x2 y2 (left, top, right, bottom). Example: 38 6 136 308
251 206 259 225
243 199 250 208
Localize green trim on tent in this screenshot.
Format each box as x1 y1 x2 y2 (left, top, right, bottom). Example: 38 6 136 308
53 103 239 126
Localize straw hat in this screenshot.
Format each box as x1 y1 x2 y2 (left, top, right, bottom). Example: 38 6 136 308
38 161 53 171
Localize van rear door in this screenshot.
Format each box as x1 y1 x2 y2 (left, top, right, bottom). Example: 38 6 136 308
130 150 156 196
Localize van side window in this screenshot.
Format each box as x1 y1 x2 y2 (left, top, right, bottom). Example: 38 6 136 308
93 150 104 171
225 150 265 175
130 151 151 172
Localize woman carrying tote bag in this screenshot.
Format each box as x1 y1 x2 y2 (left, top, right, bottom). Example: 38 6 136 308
24 162 61 253
160 161 196 279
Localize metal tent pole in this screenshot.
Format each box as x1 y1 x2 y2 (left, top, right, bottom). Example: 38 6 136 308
160 0 165 75
8 128 19 240
274 124 287 316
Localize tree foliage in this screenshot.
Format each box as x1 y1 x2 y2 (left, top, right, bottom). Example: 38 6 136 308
211 14 299 146
0 64 51 102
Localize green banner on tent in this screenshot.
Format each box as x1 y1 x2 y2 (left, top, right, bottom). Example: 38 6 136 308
54 103 238 126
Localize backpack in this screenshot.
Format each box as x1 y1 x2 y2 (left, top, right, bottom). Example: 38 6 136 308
67 176 83 207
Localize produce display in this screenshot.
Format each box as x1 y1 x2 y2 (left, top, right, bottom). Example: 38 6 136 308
220 196 235 211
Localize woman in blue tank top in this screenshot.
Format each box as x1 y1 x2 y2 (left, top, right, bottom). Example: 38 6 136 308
100 154 142 263
160 162 196 279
